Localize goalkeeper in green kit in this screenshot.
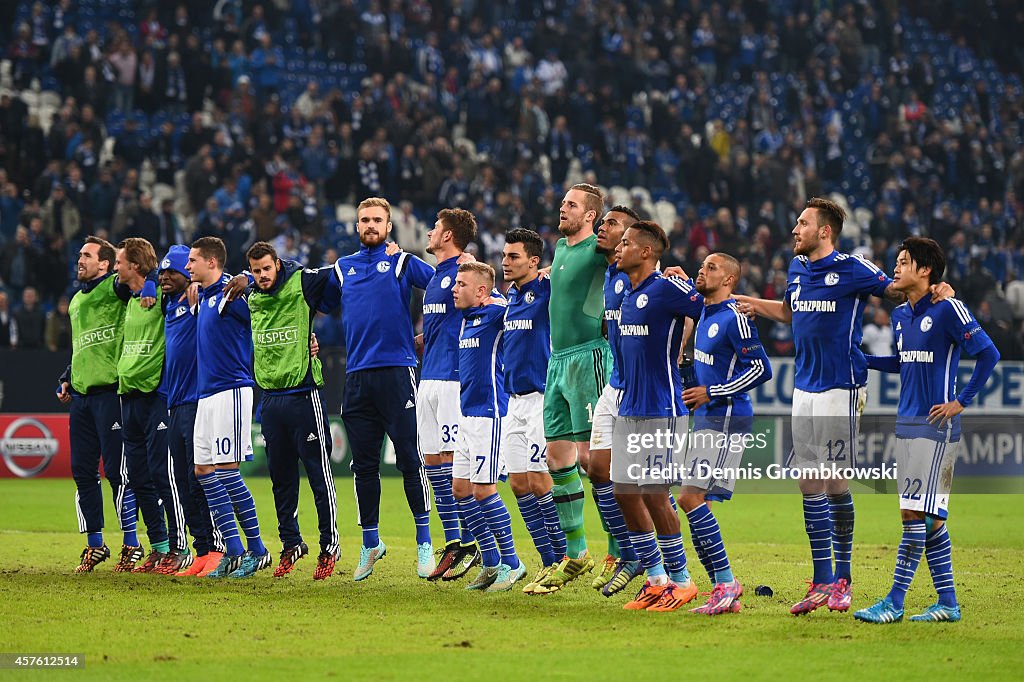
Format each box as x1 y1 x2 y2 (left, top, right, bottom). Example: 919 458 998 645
531 183 613 594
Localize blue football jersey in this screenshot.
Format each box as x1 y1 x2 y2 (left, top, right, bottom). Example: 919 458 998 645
503 276 550 395
693 299 772 418
603 264 631 390
890 297 995 441
618 274 704 417
196 274 254 399
785 251 891 392
420 255 460 381
163 293 198 409
323 245 434 373
458 302 509 418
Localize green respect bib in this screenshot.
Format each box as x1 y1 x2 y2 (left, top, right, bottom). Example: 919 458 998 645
248 270 322 390
69 276 126 393
117 288 165 394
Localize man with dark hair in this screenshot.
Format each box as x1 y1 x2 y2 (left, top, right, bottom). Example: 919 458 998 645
501 227 567 592
419 207 482 581
737 199 954 616
586 204 646 596
243 240 341 580
533 182 612 593
113 237 189 574
611 220 705 611
186 236 270 579
855 237 998 624
57 236 157 572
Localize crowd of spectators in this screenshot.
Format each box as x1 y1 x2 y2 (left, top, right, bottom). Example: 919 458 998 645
0 0 1021 359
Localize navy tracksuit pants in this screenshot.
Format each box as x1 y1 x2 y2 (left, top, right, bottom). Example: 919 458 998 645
119 392 171 547
341 367 430 528
167 401 223 556
262 388 339 556
70 390 134 535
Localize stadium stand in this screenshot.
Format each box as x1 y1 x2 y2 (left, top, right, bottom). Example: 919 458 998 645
0 0 1020 359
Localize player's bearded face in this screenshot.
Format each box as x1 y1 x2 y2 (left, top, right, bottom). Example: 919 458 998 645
696 261 715 295
358 207 391 247
558 193 587 236
559 210 583 237
251 256 280 290
77 246 102 281
792 225 819 256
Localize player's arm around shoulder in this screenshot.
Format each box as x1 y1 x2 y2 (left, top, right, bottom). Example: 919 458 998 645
220 286 251 323
482 296 508 324
223 271 254 301
733 292 791 323
662 274 704 319
300 263 340 312
400 251 435 289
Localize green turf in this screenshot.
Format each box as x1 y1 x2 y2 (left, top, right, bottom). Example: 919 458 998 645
1 478 1021 680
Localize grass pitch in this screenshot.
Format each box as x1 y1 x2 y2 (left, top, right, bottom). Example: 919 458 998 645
0 478 1021 680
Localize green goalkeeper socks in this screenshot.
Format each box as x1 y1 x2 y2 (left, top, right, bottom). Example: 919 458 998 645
551 464 587 558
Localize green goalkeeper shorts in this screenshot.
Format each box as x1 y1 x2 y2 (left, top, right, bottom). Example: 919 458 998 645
543 338 612 442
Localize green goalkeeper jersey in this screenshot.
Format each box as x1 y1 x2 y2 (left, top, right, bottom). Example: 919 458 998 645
548 233 607 351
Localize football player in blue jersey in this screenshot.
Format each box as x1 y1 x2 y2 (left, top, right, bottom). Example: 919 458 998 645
737 198 953 615
611 221 705 612
501 228 568 593
854 237 997 624
329 198 436 581
588 206 646 597
681 252 773 615
419 208 482 582
186 236 271 578
158 246 226 576
450 262 525 592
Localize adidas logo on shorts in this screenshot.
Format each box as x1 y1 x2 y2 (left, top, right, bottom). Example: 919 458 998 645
306 433 318 442
156 422 167 431
405 400 414 409
111 422 121 430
